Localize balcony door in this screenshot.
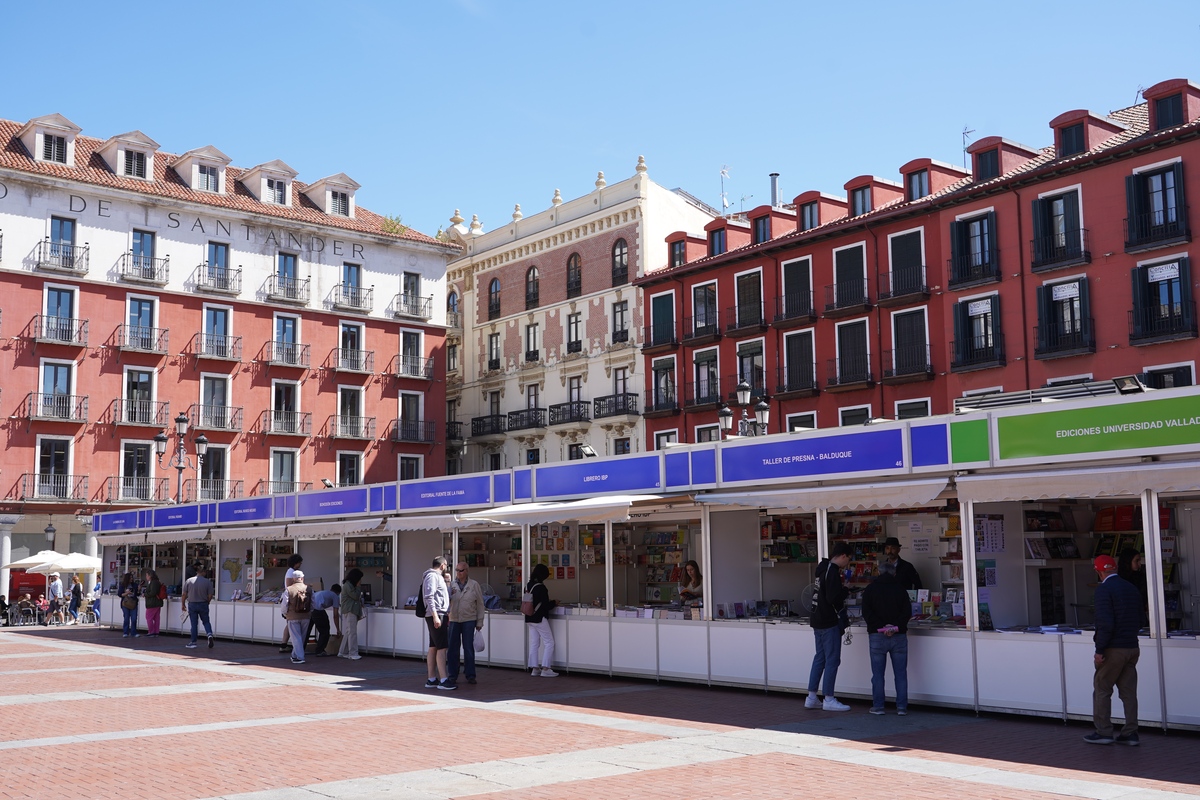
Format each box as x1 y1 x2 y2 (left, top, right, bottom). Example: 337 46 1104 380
50 217 76 267
201 376 228 428
650 293 674 345
784 330 814 390
129 298 155 348
275 316 297 363
893 310 928 374
207 242 229 285
46 287 74 340
122 443 152 500
837 321 869 383
401 331 421 375
131 230 155 274
200 447 226 499
205 307 229 356
38 438 70 498
273 382 298 432
272 451 296 492
400 393 420 439
339 388 361 435
126 369 153 423
782 258 811 317
735 273 762 326
42 362 71 417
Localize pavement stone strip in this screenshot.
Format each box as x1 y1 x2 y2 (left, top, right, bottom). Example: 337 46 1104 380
0 627 1195 800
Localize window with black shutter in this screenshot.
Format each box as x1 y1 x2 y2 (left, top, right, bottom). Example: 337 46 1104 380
1059 124 1085 156
1035 278 1092 356
693 350 719 404
650 293 675 346
836 321 868 383
1125 163 1187 250
1155 94 1184 130
752 216 770 244
736 341 764 394
974 149 999 180
833 244 866 306
735 272 762 326
1130 257 1195 342
780 258 812 319
783 330 814 392
891 310 928 376
949 211 998 286
888 231 924 296
692 284 717 336
1031 191 1083 269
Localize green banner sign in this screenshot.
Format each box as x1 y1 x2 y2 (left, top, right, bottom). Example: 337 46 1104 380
998 394 1200 460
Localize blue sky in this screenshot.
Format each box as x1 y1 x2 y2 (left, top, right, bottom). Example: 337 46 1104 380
3 1 1197 241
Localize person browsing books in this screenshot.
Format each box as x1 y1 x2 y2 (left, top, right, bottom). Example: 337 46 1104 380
805 542 853 712
678 560 703 605
861 559 912 715
882 537 922 592
1084 555 1142 746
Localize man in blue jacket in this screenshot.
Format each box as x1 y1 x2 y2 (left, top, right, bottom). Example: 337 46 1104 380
1085 554 1142 745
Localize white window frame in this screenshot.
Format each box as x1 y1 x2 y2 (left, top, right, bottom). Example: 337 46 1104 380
37 131 72 166
33 433 74 479
118 437 158 495
833 318 871 374
654 429 679 450
961 385 1004 398
122 149 148 179
200 442 229 487
330 190 351 216
269 447 301 489
831 241 869 293
735 336 766 389
125 292 160 329
337 384 365 417
270 378 301 413
786 412 817 431
196 162 223 193
778 255 813 299
266 177 290 205
782 327 816 379
1142 360 1195 384
692 345 720 397
613 436 633 456
398 454 424 480
37 357 75 396
893 397 932 419
1044 373 1094 386
198 372 231 419
886 226 926 279
339 319 365 351
1132 156 1182 175
954 205 995 222
694 423 721 442
648 288 676 330
201 302 235 338
838 404 873 427
691 279 719 332
398 390 424 420
122 364 158 406
273 311 302 344
889 305 930 372
42 281 78 317
732 266 764 326
336 450 363 486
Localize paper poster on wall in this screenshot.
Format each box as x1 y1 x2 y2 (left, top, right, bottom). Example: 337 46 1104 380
975 514 1006 553
977 558 997 588
911 537 931 554
220 557 243 587
909 521 923 535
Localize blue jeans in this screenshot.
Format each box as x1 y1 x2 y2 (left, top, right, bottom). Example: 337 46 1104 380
188 602 213 643
121 605 137 636
869 632 909 710
808 625 842 697
447 621 477 680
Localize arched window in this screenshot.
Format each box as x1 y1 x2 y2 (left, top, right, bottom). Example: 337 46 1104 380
612 239 629 286
566 253 582 298
488 279 501 320
447 292 459 313
525 266 540 310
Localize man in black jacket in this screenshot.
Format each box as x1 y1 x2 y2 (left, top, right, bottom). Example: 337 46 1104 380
882 537 922 592
805 542 853 712
1085 555 1142 745
862 560 913 715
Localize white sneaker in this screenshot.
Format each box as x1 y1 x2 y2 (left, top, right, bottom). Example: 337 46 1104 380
804 694 822 709
823 697 851 712
540 668 559 677
531 668 541 676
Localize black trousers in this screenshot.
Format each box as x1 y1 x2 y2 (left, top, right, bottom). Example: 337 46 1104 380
305 609 330 652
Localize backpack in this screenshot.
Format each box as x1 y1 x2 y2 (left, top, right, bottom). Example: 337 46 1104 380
520 585 536 616
289 586 312 615
414 591 426 617
157 583 167 601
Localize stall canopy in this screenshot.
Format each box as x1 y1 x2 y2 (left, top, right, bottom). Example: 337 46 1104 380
461 495 667 527
96 533 148 546
698 479 949 513
1 550 67 570
147 529 210 544
28 553 101 574
954 461 1200 503
386 515 470 532
289 517 382 538
210 525 286 542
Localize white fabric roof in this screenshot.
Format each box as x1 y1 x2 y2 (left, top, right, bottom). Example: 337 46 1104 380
386 515 467 532
1 549 67 570
698 479 949 513
290 517 382 538
460 495 666 527
147 529 210 544
210 525 286 542
955 461 1200 503
28 553 101 574
97 532 149 545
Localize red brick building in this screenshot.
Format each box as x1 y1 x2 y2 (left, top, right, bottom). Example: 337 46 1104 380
637 78 1200 447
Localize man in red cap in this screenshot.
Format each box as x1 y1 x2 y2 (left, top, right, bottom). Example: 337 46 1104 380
1084 554 1142 745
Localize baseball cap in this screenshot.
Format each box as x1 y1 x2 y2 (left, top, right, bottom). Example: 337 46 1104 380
1093 555 1117 572
50 572 59 577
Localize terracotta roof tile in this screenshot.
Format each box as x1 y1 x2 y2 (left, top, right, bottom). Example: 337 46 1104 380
0 119 458 251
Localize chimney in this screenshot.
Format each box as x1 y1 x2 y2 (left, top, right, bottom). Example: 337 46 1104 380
769 173 780 207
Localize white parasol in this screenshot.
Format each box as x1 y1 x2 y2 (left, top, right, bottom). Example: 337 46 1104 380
27 553 102 575
0 550 66 571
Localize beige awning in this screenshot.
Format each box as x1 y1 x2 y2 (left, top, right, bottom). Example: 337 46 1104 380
147 529 210 544
698 479 949 513
460 495 666 527
955 461 1200 503
210 525 287 542
386 515 467 532
97 533 149 545
289 517 383 538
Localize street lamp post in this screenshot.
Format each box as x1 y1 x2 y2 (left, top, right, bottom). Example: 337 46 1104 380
155 412 208 504
719 380 771 438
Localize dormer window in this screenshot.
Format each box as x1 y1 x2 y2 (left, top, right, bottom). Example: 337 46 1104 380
124 150 147 178
906 170 929 201
975 149 1000 180
752 216 770 244
331 191 350 216
267 178 287 204
198 164 219 192
800 202 819 231
1155 93 1184 130
670 240 687 267
43 135 67 164
851 186 872 216
709 228 726 256
1059 124 1085 157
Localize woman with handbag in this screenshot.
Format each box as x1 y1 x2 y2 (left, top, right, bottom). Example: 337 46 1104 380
142 570 164 637
119 572 140 638
523 563 558 677
67 575 83 624
338 568 364 660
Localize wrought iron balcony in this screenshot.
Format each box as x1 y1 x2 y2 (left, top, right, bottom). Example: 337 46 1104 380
447 311 463 330
21 473 88 502
393 293 433 319
684 379 722 408
331 283 373 312
775 363 818 395
525 282 540 310
256 479 313 495
1125 208 1190 253
947 250 1001 288
683 311 721 343
878 266 929 305
194 263 242 294
119 252 169 285
725 374 766 401
486 357 501 372
611 328 630 344
25 392 88 422
593 393 640 419
1128 301 1197 344
644 386 679 415
823 280 871 317
883 344 933 381
567 339 583 354
193 332 242 361
507 408 546 431
1035 318 1096 358
106 476 170 504
33 314 88 346
118 324 168 354
774 290 816 327
260 409 312 436
190 404 244 432
184 478 244 502
390 418 436 443
951 332 1006 372
329 415 376 439
642 322 678 351
725 302 766 333
264 340 311 369
112 399 170 427
396 354 434 379
1030 229 1090 271
524 349 540 364
35 239 89 274
446 420 464 441
334 348 374 373
265 273 310 304
826 356 874 390
471 414 506 437
549 401 591 426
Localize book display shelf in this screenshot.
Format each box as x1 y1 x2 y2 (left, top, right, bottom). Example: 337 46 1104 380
255 540 293 603
759 515 818 567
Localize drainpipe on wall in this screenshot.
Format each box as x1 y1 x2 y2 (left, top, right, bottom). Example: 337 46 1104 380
864 220 885 417
1014 187 1031 390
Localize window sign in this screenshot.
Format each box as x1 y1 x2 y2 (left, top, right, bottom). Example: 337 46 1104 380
967 300 991 317
1148 262 1180 283
1051 282 1079 301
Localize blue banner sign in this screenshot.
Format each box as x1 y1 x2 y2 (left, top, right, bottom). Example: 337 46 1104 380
399 475 491 510
691 449 717 486
216 497 273 524
534 454 661 500
153 505 199 528
370 485 397 514
720 429 905 484
911 423 950 468
515 469 532 501
96 510 138 532
493 473 511 504
666 452 689 488
297 487 368 518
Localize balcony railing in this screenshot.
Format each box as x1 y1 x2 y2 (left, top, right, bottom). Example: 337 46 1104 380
21 473 88 502
446 420 464 441
883 344 933 379
393 293 433 319
826 355 873 388
612 328 630 344
775 363 817 395
524 349 540 363
823 280 870 314
26 392 88 422
951 332 1006 371
684 311 721 342
329 415 376 439
331 283 373 312
948 250 1001 288
1125 208 1190 252
396 354 434 379
107 476 170 504
118 324 168 353
775 290 815 325
193 332 242 361
684 378 722 408
190 404 244 432
594 393 639 419
486 357 501 372
112 399 170 427
642 323 678 350
1128 301 1198 343
35 239 89 274
507 408 546 431
264 340 311 368
612 265 629 286
549 401 591 425
1035 317 1096 358
118 253 169 285
567 339 583 354
447 311 463 330
1030 229 1090 271
257 479 313 496
265 274 310 304
725 374 766 401
260 409 312 436
390 418 436 443
726 302 765 333
184 478 244 502
335 348 374 373
194 263 242 294
471 414 506 437
33 314 88 346
878 266 928 303
644 386 679 414
525 283 540 310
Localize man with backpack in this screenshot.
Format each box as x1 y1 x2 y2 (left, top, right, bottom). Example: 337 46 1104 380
283 570 313 665
420 557 453 690
806 542 854 712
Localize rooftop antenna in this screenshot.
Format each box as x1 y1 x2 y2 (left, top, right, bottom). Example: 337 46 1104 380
961 125 975 172
720 165 731 215
1134 85 1145 104
739 194 754 214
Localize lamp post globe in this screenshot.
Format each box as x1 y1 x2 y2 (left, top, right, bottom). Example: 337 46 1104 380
174 411 189 437
735 380 752 407
717 404 734 435
754 398 771 430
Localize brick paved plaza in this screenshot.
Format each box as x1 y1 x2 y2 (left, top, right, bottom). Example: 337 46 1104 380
1 625 1196 800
